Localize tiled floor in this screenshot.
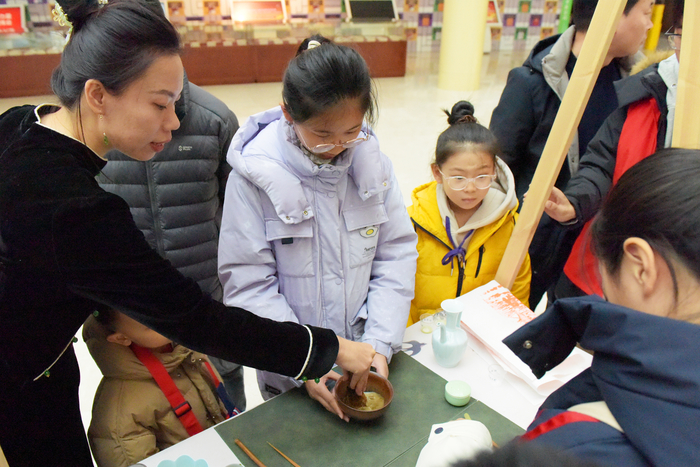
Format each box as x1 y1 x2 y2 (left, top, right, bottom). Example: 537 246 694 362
0 47 530 433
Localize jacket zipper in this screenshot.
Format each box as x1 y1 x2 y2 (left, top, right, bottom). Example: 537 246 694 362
145 161 166 256
475 245 485 278
455 258 465 297
412 219 466 299
33 336 78 381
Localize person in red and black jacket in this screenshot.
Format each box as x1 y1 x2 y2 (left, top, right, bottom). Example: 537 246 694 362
543 3 683 301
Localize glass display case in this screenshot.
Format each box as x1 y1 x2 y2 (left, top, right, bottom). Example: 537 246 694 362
1 0 407 97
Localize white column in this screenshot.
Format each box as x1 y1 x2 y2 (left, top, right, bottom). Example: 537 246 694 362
437 0 489 92
672 0 700 149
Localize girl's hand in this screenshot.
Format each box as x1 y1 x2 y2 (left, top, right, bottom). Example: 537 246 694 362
335 337 374 392
371 353 389 379
343 351 388 397
544 187 576 223
305 371 349 422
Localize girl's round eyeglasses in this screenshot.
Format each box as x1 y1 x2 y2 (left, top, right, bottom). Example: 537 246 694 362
294 123 369 154
439 170 496 190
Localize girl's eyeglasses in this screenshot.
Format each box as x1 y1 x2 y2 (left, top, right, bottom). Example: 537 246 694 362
294 123 369 154
439 170 496 190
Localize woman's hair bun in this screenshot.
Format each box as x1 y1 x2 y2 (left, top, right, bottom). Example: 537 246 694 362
55 0 103 32
445 100 477 125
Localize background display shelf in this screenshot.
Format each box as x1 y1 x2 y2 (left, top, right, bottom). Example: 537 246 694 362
1 20 406 97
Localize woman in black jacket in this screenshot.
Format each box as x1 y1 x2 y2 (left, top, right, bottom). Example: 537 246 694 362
0 1 373 465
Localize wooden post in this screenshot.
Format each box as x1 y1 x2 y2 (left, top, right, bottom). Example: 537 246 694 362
0 443 8 467
494 0 627 289
672 0 700 149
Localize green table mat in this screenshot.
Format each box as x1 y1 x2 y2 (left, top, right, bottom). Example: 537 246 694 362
215 352 524 467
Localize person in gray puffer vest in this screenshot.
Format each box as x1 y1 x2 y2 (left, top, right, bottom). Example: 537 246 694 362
97 73 246 411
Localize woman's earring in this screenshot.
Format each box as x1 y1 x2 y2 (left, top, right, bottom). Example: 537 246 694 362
99 115 110 146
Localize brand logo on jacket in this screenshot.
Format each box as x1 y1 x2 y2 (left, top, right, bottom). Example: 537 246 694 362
178 145 193 151
360 226 379 238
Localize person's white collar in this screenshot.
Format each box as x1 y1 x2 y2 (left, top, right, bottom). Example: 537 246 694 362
658 54 678 148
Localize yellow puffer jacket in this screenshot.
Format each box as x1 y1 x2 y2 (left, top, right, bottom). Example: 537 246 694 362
408 160 531 325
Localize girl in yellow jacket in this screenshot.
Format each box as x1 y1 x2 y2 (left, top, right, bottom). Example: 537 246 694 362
408 101 531 325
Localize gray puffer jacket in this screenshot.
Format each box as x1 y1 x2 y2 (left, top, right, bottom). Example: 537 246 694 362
98 77 238 301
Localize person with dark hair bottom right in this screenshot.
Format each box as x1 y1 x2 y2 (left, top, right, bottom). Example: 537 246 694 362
503 149 700 466
0 3 374 466
452 441 602 467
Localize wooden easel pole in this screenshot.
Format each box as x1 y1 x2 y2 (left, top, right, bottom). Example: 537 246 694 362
672 0 700 149
0 443 9 467
495 0 627 289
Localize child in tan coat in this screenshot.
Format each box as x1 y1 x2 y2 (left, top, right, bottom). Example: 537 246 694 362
83 309 235 467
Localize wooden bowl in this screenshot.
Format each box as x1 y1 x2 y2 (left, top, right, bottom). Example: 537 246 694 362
332 371 394 421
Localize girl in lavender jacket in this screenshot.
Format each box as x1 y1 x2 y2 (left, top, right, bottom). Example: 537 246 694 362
218 35 417 421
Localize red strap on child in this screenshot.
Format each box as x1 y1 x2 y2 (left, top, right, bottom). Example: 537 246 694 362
130 344 205 437
202 359 222 388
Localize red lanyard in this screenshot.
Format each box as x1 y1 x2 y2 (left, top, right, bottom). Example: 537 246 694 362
130 344 205 436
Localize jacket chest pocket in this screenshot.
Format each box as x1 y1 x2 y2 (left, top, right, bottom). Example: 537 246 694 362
266 219 314 277
343 204 388 268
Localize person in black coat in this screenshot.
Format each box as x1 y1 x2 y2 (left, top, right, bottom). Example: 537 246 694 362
542 4 683 300
489 0 653 308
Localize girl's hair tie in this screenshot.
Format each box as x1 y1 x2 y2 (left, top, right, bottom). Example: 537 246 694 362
306 40 321 50
456 115 478 125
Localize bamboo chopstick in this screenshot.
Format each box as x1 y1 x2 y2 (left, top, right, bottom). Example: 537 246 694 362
234 438 267 467
268 442 301 467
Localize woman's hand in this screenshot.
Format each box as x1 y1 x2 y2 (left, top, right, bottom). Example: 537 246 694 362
335 337 374 393
543 187 576 223
305 371 349 421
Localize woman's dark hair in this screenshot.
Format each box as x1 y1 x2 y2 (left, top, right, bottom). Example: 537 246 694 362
51 0 181 110
591 149 700 297
572 0 640 32
282 34 377 127
434 101 499 167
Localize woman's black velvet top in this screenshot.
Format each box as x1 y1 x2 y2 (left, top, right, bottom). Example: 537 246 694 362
0 105 337 388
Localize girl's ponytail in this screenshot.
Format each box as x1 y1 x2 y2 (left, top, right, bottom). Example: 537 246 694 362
445 101 477 125
295 34 332 57
435 101 499 166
